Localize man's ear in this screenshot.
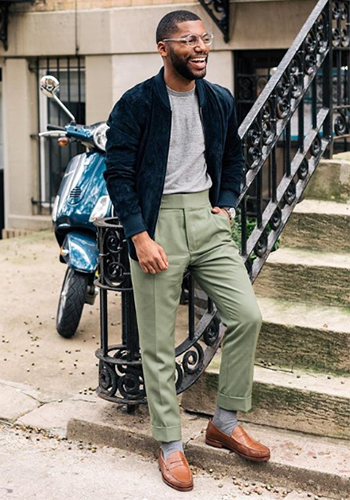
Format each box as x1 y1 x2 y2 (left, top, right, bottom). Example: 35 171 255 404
158 41 168 58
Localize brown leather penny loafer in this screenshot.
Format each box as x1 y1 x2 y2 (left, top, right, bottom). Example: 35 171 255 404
158 449 194 492
205 420 270 462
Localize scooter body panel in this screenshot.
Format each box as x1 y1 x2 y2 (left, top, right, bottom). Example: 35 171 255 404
54 150 108 232
61 232 99 273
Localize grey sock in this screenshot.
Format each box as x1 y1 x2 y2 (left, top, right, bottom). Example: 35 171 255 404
212 407 238 436
161 440 183 460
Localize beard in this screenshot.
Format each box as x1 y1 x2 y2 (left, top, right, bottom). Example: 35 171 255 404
169 47 207 81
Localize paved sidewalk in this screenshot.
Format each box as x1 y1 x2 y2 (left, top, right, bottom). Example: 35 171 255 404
0 232 349 500
0 424 328 500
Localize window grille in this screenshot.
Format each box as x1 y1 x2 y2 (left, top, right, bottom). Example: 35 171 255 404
31 56 86 213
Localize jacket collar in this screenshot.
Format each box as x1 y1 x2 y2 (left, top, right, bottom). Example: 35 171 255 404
154 67 207 109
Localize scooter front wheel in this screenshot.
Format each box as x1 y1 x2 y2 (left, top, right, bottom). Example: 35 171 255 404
56 267 90 338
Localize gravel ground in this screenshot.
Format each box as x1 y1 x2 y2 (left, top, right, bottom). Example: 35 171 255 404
0 232 344 500
0 423 335 500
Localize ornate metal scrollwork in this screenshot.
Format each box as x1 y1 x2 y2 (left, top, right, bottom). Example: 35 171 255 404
254 231 268 258
289 56 303 99
332 1 341 19
332 1 350 143
97 346 145 403
235 0 340 284
270 207 282 231
94 217 226 406
118 371 145 400
198 0 230 42
183 343 204 375
276 96 291 119
175 362 184 391
203 315 220 346
237 76 254 102
310 134 322 157
283 180 297 206
298 159 309 181
99 361 118 398
334 112 348 135
332 27 342 46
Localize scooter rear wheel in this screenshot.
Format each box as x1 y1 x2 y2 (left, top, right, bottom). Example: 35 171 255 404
56 267 90 338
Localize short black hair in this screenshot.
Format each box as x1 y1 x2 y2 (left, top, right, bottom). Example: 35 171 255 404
156 10 201 44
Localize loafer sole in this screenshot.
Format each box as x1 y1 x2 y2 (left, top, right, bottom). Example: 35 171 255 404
161 475 194 492
205 436 270 462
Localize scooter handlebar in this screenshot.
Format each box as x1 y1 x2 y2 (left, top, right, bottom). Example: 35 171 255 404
47 124 66 131
39 130 67 138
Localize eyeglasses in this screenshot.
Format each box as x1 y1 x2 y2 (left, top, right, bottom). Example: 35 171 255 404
162 32 214 47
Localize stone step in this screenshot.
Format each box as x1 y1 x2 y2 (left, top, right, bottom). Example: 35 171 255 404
181 362 350 440
193 291 350 374
257 297 350 375
253 247 350 307
67 409 350 500
281 199 350 252
305 158 350 202
10 382 348 499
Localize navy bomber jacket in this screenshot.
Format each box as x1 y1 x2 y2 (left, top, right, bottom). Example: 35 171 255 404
104 67 244 261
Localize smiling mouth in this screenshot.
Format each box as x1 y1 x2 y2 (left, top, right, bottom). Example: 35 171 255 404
189 57 207 70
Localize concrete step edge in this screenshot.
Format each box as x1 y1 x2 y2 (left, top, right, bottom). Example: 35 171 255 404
293 199 350 215
280 199 350 253
264 248 350 268
254 253 350 307
182 362 350 440
5 380 348 498
67 412 350 500
257 297 350 334
207 361 350 399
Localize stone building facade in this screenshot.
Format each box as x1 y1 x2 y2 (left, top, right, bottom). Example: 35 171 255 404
0 0 317 236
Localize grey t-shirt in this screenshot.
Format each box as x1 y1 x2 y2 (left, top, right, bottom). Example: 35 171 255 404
163 85 212 194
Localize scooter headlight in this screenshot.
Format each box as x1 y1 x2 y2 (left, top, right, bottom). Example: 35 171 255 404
52 195 60 222
89 195 111 222
93 123 109 152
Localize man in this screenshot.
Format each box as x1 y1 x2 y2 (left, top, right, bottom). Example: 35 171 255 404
105 10 270 492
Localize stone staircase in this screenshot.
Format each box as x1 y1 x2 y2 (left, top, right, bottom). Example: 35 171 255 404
181 156 350 497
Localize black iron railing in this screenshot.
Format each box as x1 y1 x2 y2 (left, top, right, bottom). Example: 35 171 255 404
95 0 350 408
95 219 222 409
237 0 340 282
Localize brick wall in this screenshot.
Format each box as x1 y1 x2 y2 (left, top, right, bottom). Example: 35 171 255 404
10 0 193 12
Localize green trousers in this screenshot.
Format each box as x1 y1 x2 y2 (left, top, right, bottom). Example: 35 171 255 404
130 190 262 442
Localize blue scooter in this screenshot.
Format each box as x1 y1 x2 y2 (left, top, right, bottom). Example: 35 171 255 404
39 75 111 338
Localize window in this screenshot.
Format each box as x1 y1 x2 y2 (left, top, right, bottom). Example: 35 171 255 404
234 50 287 124
31 57 85 212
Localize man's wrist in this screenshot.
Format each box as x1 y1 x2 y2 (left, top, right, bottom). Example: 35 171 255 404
131 231 149 243
222 207 236 220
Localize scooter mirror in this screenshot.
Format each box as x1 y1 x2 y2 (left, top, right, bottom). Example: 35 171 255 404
40 75 60 98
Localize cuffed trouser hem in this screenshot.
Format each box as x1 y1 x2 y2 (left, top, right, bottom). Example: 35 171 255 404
217 393 252 412
152 425 182 443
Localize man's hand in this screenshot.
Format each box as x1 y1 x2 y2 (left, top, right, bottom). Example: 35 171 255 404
211 206 230 221
132 231 168 274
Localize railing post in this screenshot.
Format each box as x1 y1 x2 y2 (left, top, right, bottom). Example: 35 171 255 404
323 1 334 158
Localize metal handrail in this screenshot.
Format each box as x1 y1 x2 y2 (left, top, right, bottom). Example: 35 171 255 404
238 0 329 143
233 0 347 282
